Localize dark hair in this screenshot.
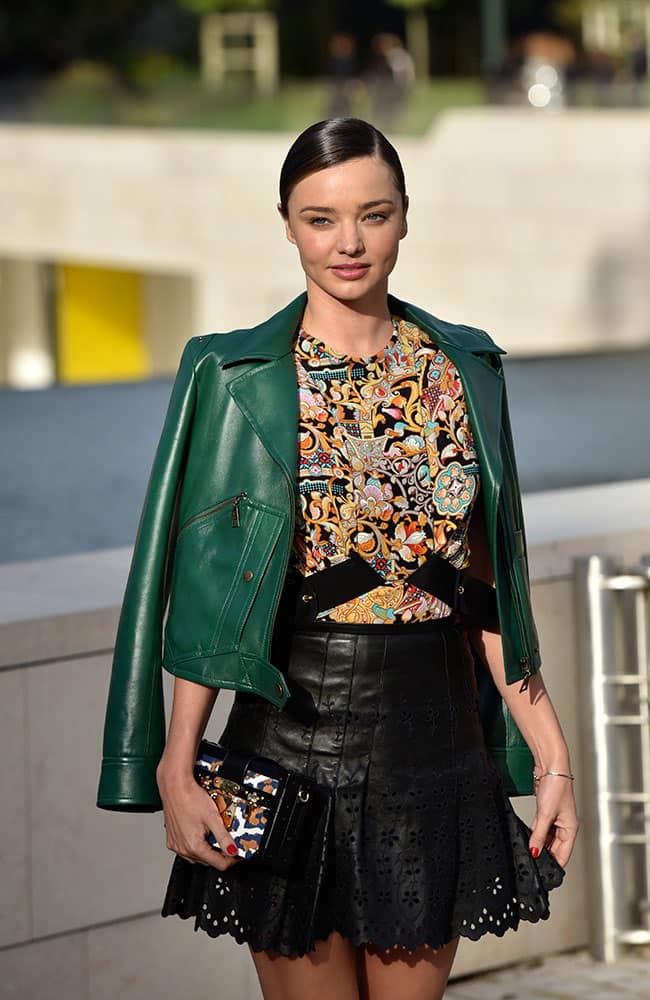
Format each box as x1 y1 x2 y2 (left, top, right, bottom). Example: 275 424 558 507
278 117 407 218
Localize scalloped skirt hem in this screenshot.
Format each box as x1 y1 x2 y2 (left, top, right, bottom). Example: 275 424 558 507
161 890 558 960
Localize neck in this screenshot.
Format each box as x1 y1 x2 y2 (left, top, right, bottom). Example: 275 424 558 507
301 280 395 356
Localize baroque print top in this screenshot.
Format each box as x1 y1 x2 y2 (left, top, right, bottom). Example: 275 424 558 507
288 314 481 624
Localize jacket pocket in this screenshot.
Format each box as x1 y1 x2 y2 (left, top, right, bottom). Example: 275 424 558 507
164 493 284 660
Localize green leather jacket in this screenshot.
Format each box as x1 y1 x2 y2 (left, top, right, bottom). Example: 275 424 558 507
96 290 541 812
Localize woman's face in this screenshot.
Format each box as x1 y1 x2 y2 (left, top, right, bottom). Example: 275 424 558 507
279 154 408 306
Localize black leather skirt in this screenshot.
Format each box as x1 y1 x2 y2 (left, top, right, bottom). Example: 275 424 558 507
161 619 565 956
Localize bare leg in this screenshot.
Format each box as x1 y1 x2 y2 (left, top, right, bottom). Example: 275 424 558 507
249 930 360 1000
358 936 460 1000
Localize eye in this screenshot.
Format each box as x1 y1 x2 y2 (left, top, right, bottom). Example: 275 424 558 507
308 216 330 226
366 212 387 221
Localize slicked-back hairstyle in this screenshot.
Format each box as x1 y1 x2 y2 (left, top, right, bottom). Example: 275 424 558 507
278 117 407 218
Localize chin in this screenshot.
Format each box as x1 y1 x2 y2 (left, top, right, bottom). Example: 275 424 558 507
312 273 389 303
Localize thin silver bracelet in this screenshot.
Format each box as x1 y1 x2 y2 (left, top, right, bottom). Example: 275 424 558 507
533 770 575 782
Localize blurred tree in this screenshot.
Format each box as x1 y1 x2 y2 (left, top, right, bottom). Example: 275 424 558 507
386 0 448 80
507 0 557 32
0 0 203 86
178 0 270 9
1 0 153 73
277 0 333 78
1 0 488 85
553 1 593 29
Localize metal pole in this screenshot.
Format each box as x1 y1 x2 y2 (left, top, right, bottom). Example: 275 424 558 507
636 555 650 934
574 555 619 961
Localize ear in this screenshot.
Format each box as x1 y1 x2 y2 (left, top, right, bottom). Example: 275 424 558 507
400 195 409 239
277 202 297 246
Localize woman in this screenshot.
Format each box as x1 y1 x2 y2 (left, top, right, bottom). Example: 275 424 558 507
97 118 579 1000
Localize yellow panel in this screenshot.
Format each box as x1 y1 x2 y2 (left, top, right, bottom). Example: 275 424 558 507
56 264 150 383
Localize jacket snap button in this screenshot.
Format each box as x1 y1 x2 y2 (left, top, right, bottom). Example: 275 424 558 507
301 593 314 602
275 682 283 697
243 569 254 581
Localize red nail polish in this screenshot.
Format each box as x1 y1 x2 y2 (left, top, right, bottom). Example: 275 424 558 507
226 844 238 856
530 846 540 859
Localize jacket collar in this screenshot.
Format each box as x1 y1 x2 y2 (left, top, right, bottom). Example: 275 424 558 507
222 290 505 494
219 290 507 366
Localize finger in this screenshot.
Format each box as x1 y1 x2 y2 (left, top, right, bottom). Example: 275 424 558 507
205 800 241 859
196 836 241 871
164 823 200 865
548 826 578 869
171 836 234 870
544 826 557 852
205 822 242 863
164 828 193 862
528 809 554 859
165 837 197 864
178 816 240 870
548 842 570 869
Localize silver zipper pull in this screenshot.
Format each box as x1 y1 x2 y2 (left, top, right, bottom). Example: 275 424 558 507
231 491 247 527
518 656 531 692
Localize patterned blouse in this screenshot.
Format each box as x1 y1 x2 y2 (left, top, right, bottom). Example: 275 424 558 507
288 314 481 624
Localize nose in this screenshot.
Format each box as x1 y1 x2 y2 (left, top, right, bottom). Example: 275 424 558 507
336 221 364 256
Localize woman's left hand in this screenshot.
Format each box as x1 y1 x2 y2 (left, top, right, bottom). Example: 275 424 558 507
529 774 580 869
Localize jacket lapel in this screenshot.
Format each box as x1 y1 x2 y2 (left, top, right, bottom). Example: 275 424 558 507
226 355 299 483
222 292 306 483
222 290 505 495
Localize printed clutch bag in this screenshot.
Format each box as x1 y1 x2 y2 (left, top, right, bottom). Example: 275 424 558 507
194 740 282 860
193 738 332 876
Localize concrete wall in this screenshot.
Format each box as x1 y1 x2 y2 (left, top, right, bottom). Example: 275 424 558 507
1 109 650 382
1 480 649 997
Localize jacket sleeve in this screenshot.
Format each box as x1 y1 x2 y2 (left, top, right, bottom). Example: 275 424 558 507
96 339 198 811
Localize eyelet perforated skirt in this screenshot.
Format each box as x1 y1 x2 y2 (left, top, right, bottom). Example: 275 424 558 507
161 619 565 957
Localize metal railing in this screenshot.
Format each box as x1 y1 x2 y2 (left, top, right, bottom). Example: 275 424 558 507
574 554 650 962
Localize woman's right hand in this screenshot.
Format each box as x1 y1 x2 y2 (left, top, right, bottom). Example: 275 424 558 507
156 760 242 871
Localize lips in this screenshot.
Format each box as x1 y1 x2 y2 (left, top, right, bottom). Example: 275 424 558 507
331 264 370 279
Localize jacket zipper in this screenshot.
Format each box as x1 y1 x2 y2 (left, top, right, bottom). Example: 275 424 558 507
230 492 247 527
510 560 533 691
518 656 531 693
179 491 248 536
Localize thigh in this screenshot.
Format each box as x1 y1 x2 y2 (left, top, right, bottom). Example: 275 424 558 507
249 930 360 1000
358 936 460 1000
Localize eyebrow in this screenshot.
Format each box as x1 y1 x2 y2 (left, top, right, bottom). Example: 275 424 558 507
298 199 395 214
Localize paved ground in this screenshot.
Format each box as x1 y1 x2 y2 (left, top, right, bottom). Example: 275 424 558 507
446 947 650 999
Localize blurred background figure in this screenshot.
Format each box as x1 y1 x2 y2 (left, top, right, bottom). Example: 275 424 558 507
623 26 648 106
325 31 361 118
519 30 576 110
367 31 414 130
585 45 617 106
578 0 650 109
